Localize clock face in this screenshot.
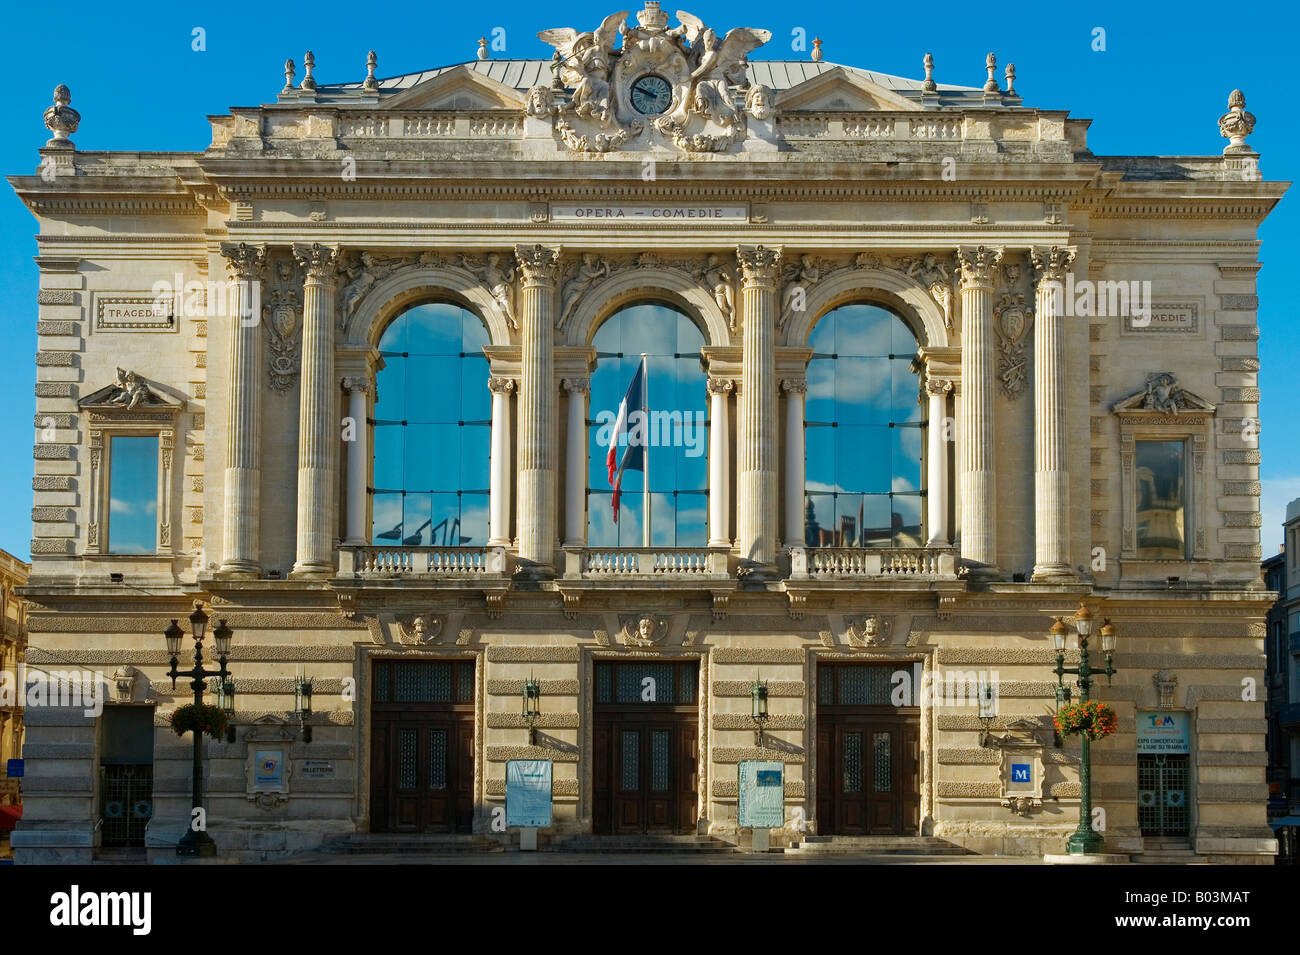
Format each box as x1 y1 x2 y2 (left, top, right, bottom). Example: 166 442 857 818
630 74 673 115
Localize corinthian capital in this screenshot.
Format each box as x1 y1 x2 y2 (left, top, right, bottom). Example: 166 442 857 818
1030 245 1076 284
488 376 516 395
293 242 340 281
220 242 268 280
707 376 735 396
341 375 371 395
924 375 954 397
781 378 808 395
561 377 589 395
737 245 782 285
514 244 560 285
956 245 1003 288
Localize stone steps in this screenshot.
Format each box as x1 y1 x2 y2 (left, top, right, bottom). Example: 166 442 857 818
786 835 970 855
321 833 505 854
556 834 737 854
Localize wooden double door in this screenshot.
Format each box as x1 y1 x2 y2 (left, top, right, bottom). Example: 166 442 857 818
593 660 699 834
370 659 475 833
816 663 920 836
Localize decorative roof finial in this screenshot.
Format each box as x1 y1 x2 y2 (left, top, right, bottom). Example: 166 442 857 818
477 37 488 61
282 58 296 94
983 53 999 93
922 52 936 92
811 37 823 63
1219 89 1257 154
43 85 80 147
550 51 564 90
638 2 668 31
363 50 379 90
1005 61 1016 96
300 51 317 92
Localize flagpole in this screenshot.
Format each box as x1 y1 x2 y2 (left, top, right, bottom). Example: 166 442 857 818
641 354 651 549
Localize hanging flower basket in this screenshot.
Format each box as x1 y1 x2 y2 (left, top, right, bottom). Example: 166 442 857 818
169 703 228 741
1054 700 1118 741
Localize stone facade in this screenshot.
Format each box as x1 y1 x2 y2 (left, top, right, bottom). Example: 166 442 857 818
7 5 1285 862
0 548 30 852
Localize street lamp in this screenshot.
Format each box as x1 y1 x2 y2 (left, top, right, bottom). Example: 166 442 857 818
522 676 541 745
164 601 232 858
295 675 313 744
750 679 770 747
1052 602 1119 855
215 676 237 744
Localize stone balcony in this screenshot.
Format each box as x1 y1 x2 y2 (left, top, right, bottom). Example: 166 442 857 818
336 544 958 584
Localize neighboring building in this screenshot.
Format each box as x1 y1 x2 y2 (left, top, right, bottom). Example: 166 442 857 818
1265 498 1300 860
0 549 31 852
7 3 1287 862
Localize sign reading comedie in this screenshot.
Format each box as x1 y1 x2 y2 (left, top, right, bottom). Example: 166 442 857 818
550 203 749 223
506 759 553 828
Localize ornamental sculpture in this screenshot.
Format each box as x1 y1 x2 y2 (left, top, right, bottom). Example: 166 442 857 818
533 3 771 153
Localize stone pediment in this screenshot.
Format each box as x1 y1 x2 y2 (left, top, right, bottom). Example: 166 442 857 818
78 369 182 416
775 67 916 112
381 65 526 111
1111 372 1215 418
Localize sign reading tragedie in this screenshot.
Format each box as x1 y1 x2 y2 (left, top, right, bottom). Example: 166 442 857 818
95 295 175 332
506 759 553 828
1136 710 1191 753
737 760 784 829
550 203 749 222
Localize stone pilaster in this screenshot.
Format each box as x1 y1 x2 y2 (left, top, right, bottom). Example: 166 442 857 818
957 245 1002 572
341 376 370 545
1030 245 1077 580
925 375 953 546
781 378 807 547
218 242 267 577
707 376 734 548
290 243 340 577
515 245 560 572
562 377 589 547
736 245 781 567
488 376 515 547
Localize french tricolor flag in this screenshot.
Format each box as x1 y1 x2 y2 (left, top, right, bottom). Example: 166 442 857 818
606 356 648 523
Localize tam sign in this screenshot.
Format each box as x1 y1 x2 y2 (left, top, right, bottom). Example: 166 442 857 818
1136 710 1190 754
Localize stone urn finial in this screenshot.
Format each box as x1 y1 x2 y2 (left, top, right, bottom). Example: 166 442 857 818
811 37 823 63
1005 62 1016 96
922 52 936 92
983 53 999 93
282 58 296 94
300 50 317 91
477 37 488 61
43 84 80 147
363 50 379 90
1219 89 1256 154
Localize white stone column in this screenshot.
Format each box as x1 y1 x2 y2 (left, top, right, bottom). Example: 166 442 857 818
488 376 515 547
342 376 370 545
736 246 782 568
291 243 340 577
218 242 267 577
956 245 1002 572
562 377 589 547
782 378 807 547
707 376 733 548
1030 245 1077 580
515 245 560 572
925 375 953 546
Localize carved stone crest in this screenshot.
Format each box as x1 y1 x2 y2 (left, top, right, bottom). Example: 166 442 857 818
993 293 1032 400
847 614 893 648
398 614 444 645
264 257 301 392
621 614 668 647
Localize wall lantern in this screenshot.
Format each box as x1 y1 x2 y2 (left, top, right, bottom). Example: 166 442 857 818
295 674 313 744
750 679 770 747
522 676 541 745
216 677 237 743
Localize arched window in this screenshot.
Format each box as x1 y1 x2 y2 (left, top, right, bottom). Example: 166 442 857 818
587 301 708 547
804 303 924 548
371 302 490 546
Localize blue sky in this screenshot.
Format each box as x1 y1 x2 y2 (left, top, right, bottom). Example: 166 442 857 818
1 0 1295 562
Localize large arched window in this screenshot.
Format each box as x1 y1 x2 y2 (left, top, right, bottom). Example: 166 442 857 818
371 302 490 546
804 303 924 548
587 302 708 547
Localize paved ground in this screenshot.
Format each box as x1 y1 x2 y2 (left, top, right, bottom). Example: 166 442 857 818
265 851 1044 865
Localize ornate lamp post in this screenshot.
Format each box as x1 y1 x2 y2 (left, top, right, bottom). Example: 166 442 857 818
1051 604 1118 854
164 603 233 857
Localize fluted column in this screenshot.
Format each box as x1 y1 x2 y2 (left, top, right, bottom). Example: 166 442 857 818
956 245 1002 571
218 242 267 577
736 245 782 567
290 243 340 576
781 378 807 547
925 375 953 546
515 245 560 571
707 376 733 548
342 376 370 545
488 376 515 547
1030 245 1077 580
562 377 589 547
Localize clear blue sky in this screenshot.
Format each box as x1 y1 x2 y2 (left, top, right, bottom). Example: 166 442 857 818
2 0 1295 562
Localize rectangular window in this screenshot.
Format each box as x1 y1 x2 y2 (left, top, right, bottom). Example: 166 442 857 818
1135 440 1186 559
108 435 159 554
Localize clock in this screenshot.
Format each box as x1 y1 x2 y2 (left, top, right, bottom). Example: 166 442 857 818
630 74 673 116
